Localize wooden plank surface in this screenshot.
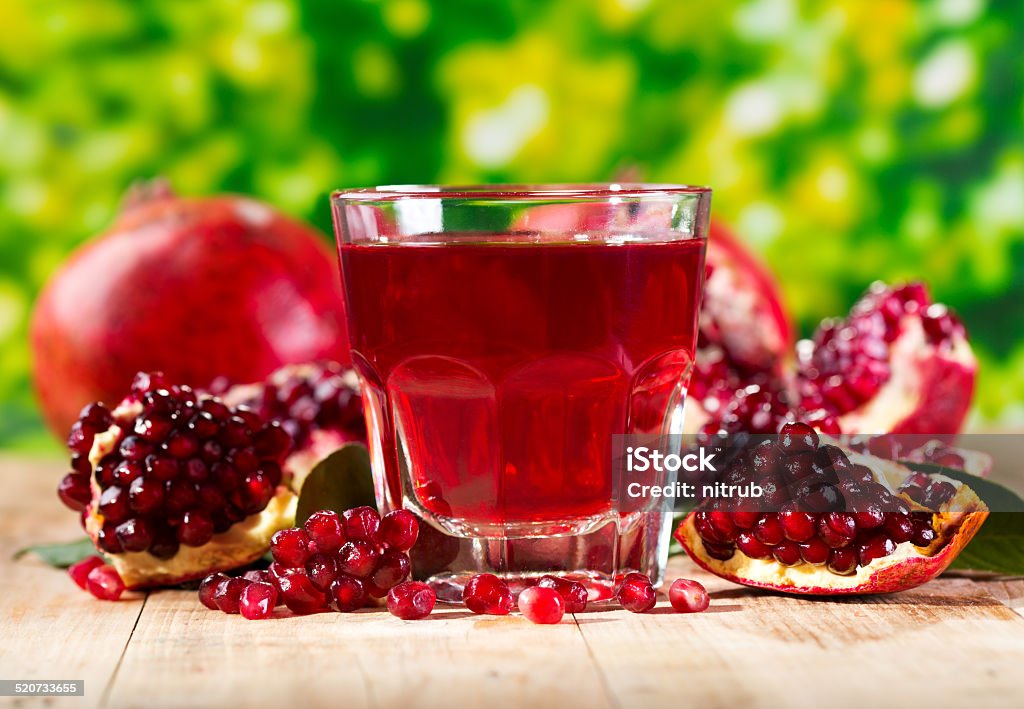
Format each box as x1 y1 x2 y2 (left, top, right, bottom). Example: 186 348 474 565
3 456 1024 709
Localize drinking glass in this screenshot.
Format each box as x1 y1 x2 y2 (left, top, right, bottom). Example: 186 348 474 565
332 184 711 601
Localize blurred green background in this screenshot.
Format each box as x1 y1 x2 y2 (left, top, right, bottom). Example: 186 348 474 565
1 0 1023 451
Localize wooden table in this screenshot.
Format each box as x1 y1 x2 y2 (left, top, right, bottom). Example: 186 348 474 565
4 456 1024 709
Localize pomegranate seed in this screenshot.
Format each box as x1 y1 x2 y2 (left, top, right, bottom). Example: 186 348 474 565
329 574 369 612
343 506 380 542
370 549 412 594
115 518 154 552
827 548 858 575
463 573 514 615
98 486 130 524
242 569 273 584
337 540 380 578
857 534 897 566
518 586 565 624
177 510 214 546
86 565 125 601
772 541 801 566
779 508 817 542
271 528 314 568
537 575 588 614
668 579 710 613
69 556 105 590
799 538 830 565
240 581 278 620
306 552 339 591
735 532 772 560
731 510 759 529
817 517 854 549
753 514 784 546
853 504 886 530
254 422 292 461
128 476 164 515
214 576 249 614
912 519 937 546
884 514 914 543
277 572 327 614
380 509 419 551
199 572 229 610
778 422 819 453
618 573 656 614
387 581 436 620
304 510 346 552
57 473 92 512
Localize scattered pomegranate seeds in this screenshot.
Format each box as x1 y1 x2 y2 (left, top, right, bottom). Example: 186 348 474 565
68 556 105 590
198 572 228 610
85 565 125 601
618 573 657 613
668 579 710 613
537 575 588 614
463 574 514 615
388 581 436 620
517 586 565 624
213 576 248 614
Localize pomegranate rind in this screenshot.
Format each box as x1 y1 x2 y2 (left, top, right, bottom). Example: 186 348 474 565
82 405 298 589
675 454 989 596
86 487 297 589
832 318 976 436
676 508 986 596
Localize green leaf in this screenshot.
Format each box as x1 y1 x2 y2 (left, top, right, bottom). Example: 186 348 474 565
948 514 1024 575
13 538 96 568
295 442 376 526
900 460 1024 575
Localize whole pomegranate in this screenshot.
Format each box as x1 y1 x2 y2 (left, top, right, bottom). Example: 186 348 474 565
31 183 349 437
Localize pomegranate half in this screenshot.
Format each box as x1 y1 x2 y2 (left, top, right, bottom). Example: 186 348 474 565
675 426 988 595
31 185 349 437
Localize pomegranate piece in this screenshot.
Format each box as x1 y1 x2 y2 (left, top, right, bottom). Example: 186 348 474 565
277 572 327 615
303 510 346 552
239 581 278 620
342 506 381 543
387 581 436 620
675 426 989 595
537 575 588 614
328 574 369 612
69 556 105 590
199 572 229 610
86 565 125 601
668 579 710 613
213 576 249 614
795 282 976 436
518 586 565 625
380 509 419 551
618 573 657 614
463 574 514 615
58 374 299 590
30 187 350 440
271 528 314 568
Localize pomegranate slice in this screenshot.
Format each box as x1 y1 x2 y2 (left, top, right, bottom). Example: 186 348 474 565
674 430 988 595
59 372 298 589
795 282 976 436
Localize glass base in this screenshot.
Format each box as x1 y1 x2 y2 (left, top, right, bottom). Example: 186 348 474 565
410 509 674 604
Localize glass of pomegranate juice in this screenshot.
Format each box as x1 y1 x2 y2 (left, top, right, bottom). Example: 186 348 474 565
331 184 711 601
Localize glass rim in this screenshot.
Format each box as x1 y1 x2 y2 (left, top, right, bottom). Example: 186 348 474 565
332 182 712 203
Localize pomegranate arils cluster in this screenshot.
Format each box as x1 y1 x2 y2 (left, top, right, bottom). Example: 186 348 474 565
200 507 419 619
796 282 965 421
58 371 292 558
693 422 944 575
226 362 365 450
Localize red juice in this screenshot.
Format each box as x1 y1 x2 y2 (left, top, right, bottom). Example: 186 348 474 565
339 236 706 537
